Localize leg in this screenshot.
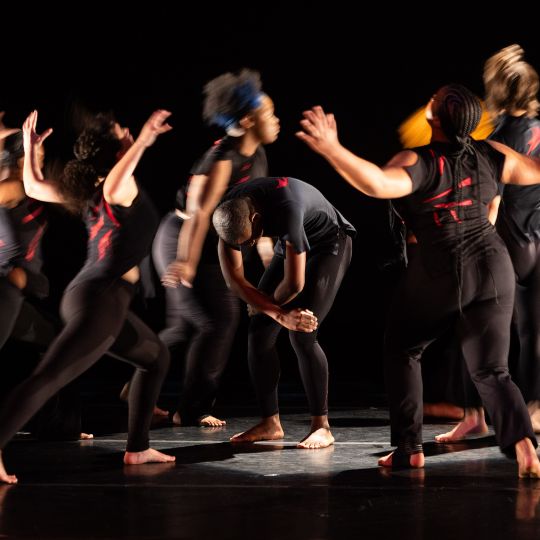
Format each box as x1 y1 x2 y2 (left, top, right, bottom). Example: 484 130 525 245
288 235 352 449
230 257 285 443
0 278 24 351
109 307 174 464
457 253 539 477
0 280 134 482
176 265 240 426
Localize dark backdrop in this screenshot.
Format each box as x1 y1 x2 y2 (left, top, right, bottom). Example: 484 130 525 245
2 5 537 408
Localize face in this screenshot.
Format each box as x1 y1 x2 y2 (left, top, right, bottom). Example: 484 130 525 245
251 95 280 144
235 213 264 247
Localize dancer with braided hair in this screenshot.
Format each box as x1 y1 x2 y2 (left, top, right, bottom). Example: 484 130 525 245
297 84 540 477
153 69 279 427
0 109 175 484
437 45 540 442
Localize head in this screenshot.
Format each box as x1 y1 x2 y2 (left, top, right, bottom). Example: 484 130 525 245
212 197 263 247
202 68 279 143
60 113 125 212
0 132 44 182
426 84 482 144
483 44 539 118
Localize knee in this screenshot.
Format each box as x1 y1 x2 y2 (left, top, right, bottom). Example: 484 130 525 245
155 342 170 375
469 366 510 385
289 331 317 355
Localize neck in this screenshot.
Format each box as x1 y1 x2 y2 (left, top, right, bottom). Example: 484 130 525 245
430 125 450 144
237 131 261 157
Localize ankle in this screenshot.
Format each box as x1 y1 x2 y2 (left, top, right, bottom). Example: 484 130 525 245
310 415 330 431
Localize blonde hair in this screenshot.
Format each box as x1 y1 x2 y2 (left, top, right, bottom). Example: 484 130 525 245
484 44 540 118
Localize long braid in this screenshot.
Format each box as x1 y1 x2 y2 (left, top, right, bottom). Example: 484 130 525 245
437 84 482 312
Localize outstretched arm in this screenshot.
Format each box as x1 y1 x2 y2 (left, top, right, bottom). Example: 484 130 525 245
296 106 415 199
217 239 317 332
22 111 63 203
488 140 540 186
104 109 172 207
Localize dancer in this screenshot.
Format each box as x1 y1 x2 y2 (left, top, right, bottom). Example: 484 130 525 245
437 45 540 441
212 176 354 448
153 69 279 427
297 85 540 476
0 108 174 484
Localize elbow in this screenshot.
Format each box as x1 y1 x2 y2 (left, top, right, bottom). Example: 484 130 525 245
289 279 305 296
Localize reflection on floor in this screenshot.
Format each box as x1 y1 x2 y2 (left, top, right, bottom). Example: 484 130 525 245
1 407 539 539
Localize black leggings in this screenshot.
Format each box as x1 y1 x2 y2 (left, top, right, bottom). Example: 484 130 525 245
249 235 352 417
0 278 169 452
0 278 55 351
385 250 536 455
152 213 240 421
499 229 540 401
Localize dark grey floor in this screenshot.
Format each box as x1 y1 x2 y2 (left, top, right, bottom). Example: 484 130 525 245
1 407 539 539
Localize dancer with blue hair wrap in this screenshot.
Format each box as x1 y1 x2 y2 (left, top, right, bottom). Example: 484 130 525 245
152 69 280 427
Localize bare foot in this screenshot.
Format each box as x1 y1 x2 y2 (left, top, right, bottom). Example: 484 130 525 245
80 433 94 440
528 401 540 433
123 448 176 465
424 402 464 420
378 451 425 469
0 452 17 484
230 416 284 443
435 407 489 442
199 415 226 427
297 427 335 449
515 437 540 479
153 406 169 417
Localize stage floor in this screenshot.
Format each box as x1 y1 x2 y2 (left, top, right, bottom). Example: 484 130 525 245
1 407 539 539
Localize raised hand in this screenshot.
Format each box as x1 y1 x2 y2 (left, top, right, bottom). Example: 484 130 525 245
136 109 172 148
296 105 339 157
22 110 53 153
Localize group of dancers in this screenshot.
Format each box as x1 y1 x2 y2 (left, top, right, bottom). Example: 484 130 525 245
1 44 540 483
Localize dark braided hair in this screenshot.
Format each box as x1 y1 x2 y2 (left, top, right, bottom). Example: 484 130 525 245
434 84 483 311
60 114 121 213
202 69 264 134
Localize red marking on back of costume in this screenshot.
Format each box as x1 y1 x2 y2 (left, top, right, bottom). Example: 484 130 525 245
235 176 250 184
526 127 540 155
103 199 120 227
21 205 44 224
241 163 252 171
433 199 473 209
439 156 445 175
98 230 113 260
89 215 104 240
276 177 289 189
25 224 46 261
433 212 442 227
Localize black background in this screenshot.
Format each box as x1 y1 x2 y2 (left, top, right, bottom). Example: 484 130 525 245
2 5 538 405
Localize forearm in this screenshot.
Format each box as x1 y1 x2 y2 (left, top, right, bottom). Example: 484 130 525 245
22 147 61 202
273 279 301 305
176 211 210 267
227 276 285 321
104 141 146 196
322 143 391 198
